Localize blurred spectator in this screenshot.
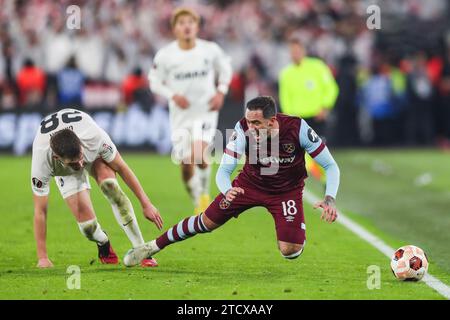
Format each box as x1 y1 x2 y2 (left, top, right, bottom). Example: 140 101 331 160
332 54 359 147
404 52 435 145
16 58 46 108
437 47 450 147
56 56 85 108
122 67 148 106
360 65 397 146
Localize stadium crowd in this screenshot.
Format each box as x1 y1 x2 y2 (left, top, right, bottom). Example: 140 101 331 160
1 0 450 150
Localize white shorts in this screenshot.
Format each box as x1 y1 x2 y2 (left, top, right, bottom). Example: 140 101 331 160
170 112 218 163
55 169 91 199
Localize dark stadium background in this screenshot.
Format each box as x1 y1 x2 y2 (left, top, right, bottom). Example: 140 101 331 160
1 0 450 153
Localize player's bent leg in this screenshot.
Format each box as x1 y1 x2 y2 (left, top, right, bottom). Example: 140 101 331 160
144 192 240 259
92 159 145 249
181 162 199 199
265 188 307 260
145 211 223 258
146 213 216 255
64 190 118 264
194 140 212 213
278 241 304 260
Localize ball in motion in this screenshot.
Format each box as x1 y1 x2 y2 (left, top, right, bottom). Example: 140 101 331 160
390 245 428 281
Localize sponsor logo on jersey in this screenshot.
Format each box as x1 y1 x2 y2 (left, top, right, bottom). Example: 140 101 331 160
174 69 209 80
219 198 231 210
32 178 43 189
286 216 295 222
229 131 237 142
59 177 64 187
282 143 296 153
258 155 296 165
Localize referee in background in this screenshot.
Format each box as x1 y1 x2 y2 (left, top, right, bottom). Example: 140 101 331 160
279 36 339 181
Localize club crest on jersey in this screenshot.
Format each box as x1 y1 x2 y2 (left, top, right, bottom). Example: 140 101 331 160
282 143 296 153
219 198 231 210
32 178 43 188
102 143 113 153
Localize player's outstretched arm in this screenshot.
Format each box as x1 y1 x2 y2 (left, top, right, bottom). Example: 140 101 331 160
33 195 53 268
107 152 163 230
310 148 340 223
299 119 340 223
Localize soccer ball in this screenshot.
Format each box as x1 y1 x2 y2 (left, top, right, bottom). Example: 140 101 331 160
390 245 428 281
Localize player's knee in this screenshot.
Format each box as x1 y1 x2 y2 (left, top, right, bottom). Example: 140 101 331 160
93 159 115 183
100 178 122 199
191 141 207 165
280 244 304 260
201 213 219 231
100 178 116 192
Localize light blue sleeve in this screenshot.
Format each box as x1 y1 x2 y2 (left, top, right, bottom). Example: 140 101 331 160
299 119 323 154
216 122 246 195
299 119 340 198
313 148 340 198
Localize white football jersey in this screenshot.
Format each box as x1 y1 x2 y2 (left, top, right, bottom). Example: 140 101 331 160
31 109 117 196
148 39 232 126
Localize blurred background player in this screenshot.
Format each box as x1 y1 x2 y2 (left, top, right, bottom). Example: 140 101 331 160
32 109 163 268
148 7 232 214
141 96 340 261
279 36 339 182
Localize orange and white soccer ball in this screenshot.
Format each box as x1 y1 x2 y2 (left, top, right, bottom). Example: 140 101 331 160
390 245 428 281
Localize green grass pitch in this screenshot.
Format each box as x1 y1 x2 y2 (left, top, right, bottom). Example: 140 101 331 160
0 151 448 299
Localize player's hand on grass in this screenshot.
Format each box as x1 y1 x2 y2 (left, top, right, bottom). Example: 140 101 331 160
225 187 244 202
172 94 190 109
209 91 225 111
313 195 338 223
37 258 54 268
143 203 164 230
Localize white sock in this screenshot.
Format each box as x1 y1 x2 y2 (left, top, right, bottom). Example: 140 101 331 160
196 165 211 196
100 178 145 248
78 219 108 245
148 239 161 255
187 173 202 205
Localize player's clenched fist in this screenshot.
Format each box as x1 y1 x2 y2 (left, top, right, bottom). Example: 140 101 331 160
313 195 338 223
225 187 245 202
172 94 190 109
37 258 54 268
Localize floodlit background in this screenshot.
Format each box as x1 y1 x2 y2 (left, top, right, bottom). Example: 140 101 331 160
0 0 449 299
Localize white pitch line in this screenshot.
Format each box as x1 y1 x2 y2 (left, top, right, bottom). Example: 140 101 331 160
304 190 450 300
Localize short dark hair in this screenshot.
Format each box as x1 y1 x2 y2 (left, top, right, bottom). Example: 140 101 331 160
246 96 277 119
50 129 81 159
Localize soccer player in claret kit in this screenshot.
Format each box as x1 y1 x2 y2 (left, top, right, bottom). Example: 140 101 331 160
142 96 340 260
31 109 163 268
149 7 232 214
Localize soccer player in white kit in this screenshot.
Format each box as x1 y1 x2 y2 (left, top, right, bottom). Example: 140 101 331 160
149 7 232 214
31 109 163 268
